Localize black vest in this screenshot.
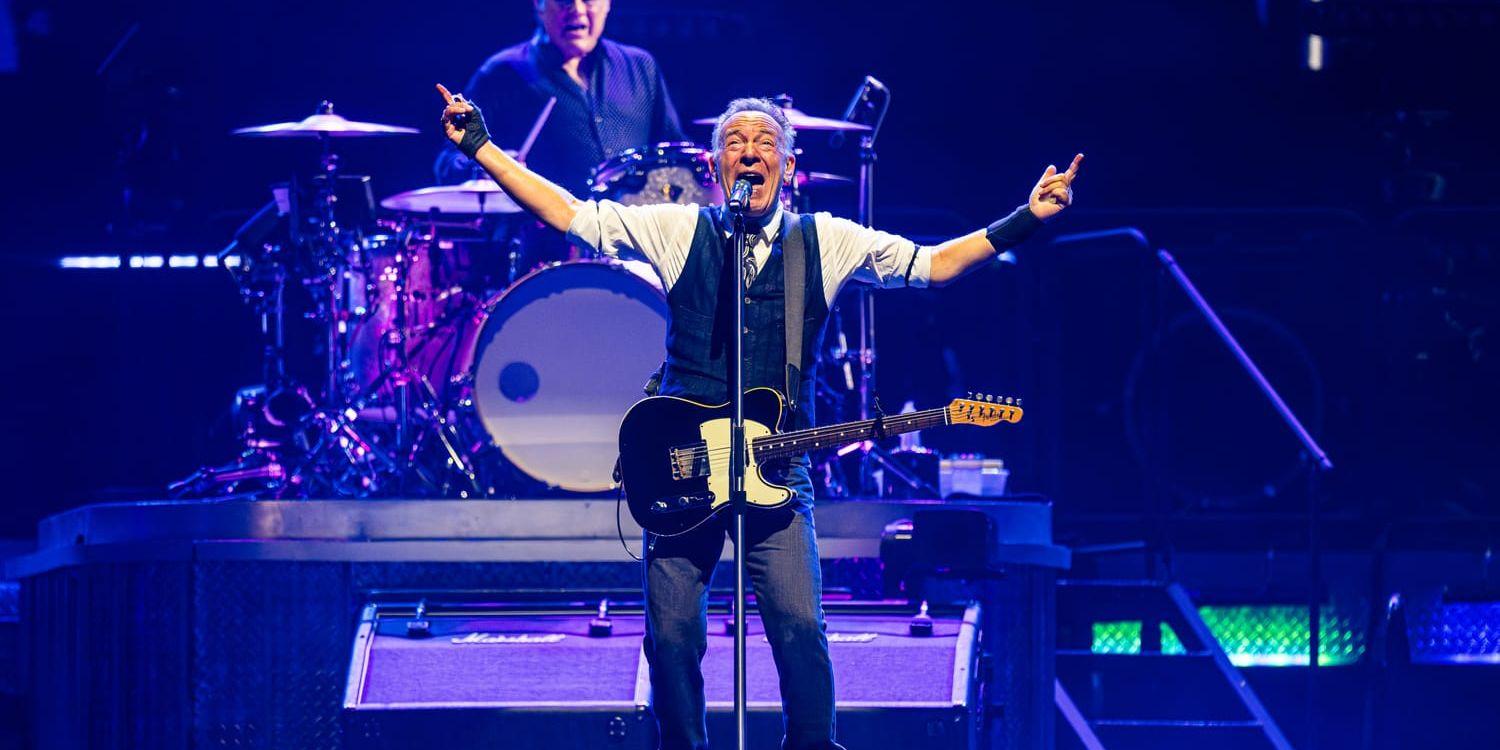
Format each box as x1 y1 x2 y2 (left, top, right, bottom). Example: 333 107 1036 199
658 207 830 431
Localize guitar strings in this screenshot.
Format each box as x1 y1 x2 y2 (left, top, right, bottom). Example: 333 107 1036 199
673 408 956 464
688 412 956 473
679 409 950 459
677 409 962 460
670 402 1015 467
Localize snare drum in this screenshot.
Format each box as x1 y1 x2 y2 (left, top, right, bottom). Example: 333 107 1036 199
590 142 723 207
462 260 669 492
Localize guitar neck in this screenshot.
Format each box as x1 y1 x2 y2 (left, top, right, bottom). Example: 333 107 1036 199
751 407 951 462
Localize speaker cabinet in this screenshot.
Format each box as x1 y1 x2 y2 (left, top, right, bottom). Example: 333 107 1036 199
344 598 981 750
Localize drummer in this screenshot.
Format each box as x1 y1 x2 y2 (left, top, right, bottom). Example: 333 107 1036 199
434 0 685 197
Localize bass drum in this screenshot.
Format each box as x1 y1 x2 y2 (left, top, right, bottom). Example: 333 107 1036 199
465 260 669 493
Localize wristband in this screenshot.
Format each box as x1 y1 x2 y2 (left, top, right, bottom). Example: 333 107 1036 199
984 205 1044 251
456 103 491 160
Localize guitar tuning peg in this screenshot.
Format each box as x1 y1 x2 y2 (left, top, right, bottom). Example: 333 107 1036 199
986 394 995 402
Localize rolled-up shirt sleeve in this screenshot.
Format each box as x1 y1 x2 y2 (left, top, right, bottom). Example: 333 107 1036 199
813 213 931 305
567 199 697 289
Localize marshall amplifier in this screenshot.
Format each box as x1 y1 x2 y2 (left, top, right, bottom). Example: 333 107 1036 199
344 596 980 750
703 601 982 750
343 596 654 750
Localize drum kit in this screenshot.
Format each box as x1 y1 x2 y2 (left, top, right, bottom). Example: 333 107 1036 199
175 96 878 500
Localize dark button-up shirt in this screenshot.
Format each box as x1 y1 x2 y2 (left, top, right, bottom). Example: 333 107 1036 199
434 35 685 197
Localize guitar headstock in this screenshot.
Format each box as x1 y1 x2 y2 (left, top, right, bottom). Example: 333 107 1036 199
948 393 1024 427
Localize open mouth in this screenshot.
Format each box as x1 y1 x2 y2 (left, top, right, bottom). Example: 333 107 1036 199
562 22 588 35
736 172 766 186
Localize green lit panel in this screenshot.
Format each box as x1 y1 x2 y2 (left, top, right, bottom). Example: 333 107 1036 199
1090 621 1185 655
1200 605 1363 667
1090 605 1365 667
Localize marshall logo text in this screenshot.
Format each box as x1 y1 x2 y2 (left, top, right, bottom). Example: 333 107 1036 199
450 632 568 645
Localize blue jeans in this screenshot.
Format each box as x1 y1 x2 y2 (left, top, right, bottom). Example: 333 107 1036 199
642 502 845 750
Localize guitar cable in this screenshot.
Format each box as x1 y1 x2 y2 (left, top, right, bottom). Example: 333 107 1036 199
615 458 651 562
616 487 647 563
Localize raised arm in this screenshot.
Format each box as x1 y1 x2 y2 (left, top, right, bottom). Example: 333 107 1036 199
437 83 580 233
928 153 1084 286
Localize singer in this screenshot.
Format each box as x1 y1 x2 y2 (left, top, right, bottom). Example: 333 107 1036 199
438 88 1081 750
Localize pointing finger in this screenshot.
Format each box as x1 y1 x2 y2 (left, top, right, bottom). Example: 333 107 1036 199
436 83 455 105
1064 153 1084 180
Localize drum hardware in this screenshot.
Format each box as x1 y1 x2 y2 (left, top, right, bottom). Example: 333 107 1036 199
216 102 438 497
297 240 487 497
167 383 316 499
172 197 308 499
360 238 481 496
232 100 420 408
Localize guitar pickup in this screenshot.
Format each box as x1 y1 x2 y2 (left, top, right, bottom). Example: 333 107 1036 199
649 493 715 515
667 442 709 480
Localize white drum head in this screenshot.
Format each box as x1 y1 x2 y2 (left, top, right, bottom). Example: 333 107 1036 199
469 262 668 492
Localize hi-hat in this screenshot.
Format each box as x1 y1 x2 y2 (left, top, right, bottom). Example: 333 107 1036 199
233 101 419 138
381 179 523 215
693 106 870 132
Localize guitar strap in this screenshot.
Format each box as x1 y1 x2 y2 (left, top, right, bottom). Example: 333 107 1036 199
640 210 813 407
781 211 811 415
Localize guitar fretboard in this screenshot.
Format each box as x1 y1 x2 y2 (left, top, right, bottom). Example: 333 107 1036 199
751 406 952 461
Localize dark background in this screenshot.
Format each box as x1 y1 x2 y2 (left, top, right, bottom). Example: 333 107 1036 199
0 0 1497 536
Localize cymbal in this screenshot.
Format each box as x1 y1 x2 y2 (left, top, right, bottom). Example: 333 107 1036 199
798 171 853 186
233 103 419 138
693 106 870 132
381 179 524 215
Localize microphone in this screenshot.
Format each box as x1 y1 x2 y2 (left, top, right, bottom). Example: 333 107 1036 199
727 177 753 213
831 75 888 148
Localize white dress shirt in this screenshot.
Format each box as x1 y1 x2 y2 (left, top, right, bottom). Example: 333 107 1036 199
567 200 932 306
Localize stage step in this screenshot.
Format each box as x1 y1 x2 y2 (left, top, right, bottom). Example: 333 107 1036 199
1054 580 1293 750
1056 651 1254 722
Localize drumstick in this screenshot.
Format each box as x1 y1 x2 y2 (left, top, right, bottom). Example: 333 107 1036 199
516 97 558 166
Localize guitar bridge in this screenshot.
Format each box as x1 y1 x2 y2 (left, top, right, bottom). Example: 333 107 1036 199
667 441 709 480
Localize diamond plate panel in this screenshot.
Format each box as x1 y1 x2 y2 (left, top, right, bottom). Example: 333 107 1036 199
194 561 351 749
1407 600 1500 664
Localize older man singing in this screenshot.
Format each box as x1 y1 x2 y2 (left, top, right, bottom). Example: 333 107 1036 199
437 83 1081 750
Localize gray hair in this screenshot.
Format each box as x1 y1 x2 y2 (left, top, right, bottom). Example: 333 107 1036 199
710 98 797 157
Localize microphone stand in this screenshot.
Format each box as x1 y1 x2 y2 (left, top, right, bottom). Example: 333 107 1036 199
727 197 751 750
836 77 905 496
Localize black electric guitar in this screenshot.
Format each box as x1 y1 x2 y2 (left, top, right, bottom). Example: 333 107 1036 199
617 387 1023 536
